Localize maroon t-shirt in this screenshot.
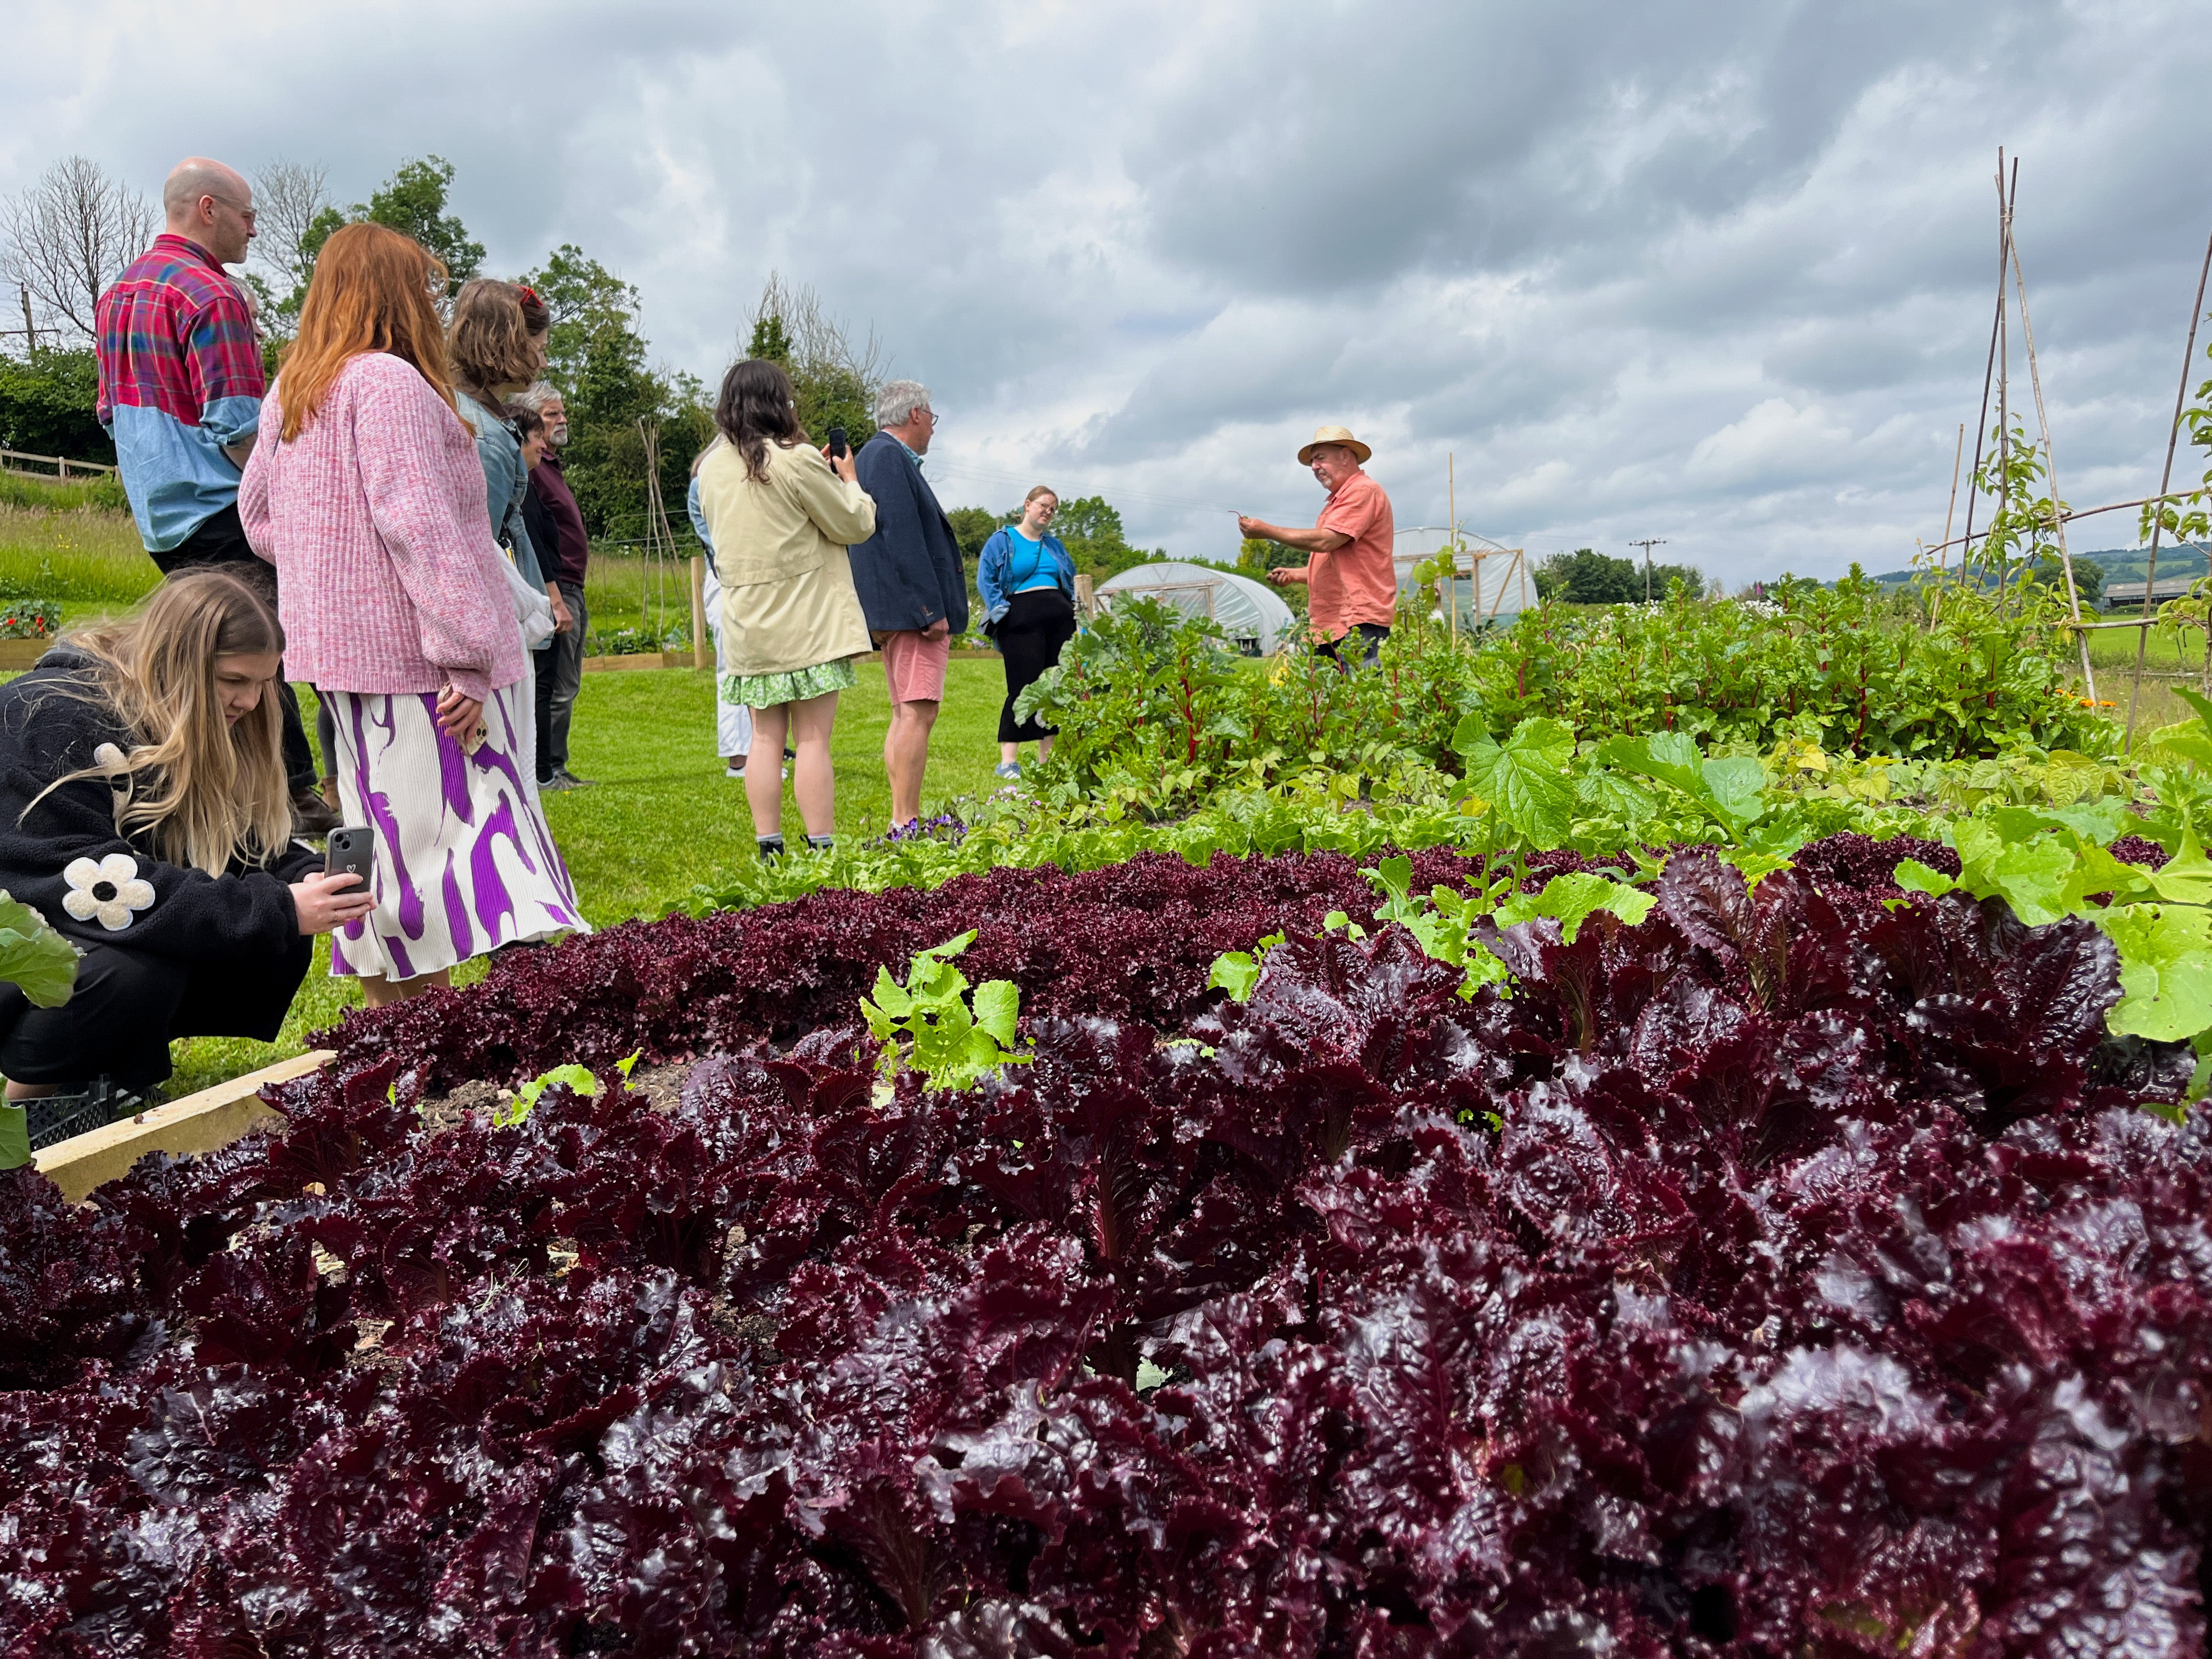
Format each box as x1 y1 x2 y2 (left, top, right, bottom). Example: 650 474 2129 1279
529 454 590 587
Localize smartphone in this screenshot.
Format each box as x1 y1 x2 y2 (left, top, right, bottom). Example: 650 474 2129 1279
827 427 848 460
325 825 376 887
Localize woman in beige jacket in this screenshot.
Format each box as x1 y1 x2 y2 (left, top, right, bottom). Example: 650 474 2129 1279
696 359 876 860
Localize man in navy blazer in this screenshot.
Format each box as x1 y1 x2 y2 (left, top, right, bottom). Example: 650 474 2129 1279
849 380 970 828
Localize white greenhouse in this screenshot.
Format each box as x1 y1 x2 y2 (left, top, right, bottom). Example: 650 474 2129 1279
1092 562 1300 656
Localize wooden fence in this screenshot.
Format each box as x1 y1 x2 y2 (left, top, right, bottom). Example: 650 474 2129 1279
1 447 117 482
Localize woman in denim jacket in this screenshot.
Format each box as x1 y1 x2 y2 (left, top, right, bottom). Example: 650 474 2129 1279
976 486 1076 778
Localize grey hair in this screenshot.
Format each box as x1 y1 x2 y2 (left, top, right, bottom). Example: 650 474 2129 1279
511 382 563 415
873 380 931 428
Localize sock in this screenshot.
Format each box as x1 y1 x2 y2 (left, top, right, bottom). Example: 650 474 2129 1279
756 833 786 861
805 834 835 853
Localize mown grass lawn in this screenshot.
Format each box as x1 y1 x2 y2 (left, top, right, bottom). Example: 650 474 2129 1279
164 660 1016 1096
0 482 1020 1096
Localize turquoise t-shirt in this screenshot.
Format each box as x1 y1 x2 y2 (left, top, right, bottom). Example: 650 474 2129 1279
1007 530 1062 594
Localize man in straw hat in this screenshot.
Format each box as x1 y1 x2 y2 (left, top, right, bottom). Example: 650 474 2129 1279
1239 425 1396 665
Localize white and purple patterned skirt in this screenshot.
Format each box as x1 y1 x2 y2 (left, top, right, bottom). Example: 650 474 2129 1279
325 681 588 981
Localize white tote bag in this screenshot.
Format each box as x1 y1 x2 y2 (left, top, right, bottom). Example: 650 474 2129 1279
500 551 558 648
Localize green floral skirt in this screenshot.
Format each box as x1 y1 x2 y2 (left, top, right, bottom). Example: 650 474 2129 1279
719 655 860 709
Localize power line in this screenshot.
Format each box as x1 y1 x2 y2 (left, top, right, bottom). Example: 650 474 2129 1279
924 456 1262 519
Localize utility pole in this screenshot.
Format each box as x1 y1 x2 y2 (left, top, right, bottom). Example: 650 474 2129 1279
1630 537 1669 603
1 285 40 352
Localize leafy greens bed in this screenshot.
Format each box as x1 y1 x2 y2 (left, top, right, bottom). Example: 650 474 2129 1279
4 839 2210 1656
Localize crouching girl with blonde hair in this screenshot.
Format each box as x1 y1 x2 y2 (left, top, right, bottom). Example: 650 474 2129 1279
0 569 373 1109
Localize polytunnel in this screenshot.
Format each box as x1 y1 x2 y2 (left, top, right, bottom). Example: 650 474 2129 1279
1092 561 1300 656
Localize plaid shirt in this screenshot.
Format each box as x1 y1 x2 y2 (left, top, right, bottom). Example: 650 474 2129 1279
94 234 265 555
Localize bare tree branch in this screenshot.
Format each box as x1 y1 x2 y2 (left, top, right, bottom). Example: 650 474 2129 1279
250 158 332 299
748 271 887 393
0 156 157 342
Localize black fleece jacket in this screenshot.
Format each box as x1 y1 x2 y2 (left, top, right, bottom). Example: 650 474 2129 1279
0 652 318 962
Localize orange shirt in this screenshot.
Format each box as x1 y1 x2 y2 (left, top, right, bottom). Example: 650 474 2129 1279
1308 469 1396 639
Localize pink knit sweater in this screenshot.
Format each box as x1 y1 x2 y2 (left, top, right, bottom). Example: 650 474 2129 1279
239 352 526 704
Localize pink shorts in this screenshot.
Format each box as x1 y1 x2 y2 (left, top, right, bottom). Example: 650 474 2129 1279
880 620 951 703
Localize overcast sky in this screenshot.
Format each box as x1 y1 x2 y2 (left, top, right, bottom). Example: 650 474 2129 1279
7 0 2209 584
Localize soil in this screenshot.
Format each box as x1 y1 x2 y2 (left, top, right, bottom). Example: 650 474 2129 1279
410 1060 699 1134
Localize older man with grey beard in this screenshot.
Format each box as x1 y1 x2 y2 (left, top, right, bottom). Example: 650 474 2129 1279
516 383 591 789
847 380 969 828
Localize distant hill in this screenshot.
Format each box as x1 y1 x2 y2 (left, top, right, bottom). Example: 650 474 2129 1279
1869 545 2210 587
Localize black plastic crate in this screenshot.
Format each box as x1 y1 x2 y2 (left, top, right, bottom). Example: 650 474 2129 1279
24 1082 131 1153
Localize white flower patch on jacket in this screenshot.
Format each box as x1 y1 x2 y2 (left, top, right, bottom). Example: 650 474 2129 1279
62 853 156 932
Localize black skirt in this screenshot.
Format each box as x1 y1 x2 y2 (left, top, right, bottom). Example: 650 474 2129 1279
996 588 1078 743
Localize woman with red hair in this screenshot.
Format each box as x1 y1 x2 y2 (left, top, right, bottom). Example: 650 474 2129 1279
239 223 585 1008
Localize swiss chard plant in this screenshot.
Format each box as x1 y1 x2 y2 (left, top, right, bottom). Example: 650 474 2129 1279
0 893 77 1170
860 930 1027 1091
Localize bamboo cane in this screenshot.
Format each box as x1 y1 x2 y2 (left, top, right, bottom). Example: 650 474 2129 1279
2126 224 2212 751
1447 453 1458 642
1928 422 1965 629
1921 490 2204 557
2004 172 2096 700
1959 211 2006 596
1994 155 2016 613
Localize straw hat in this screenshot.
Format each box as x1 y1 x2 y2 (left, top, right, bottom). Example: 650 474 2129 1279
1297 425 1373 466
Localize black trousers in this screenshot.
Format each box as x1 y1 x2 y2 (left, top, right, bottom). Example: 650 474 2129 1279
1318 622 1390 668
0 935 313 1091
533 580 586 781
996 589 1078 743
154 504 319 792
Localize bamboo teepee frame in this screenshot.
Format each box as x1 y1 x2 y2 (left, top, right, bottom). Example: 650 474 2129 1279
1926 151 2212 732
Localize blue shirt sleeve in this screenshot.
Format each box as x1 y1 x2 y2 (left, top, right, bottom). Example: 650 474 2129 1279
686 475 713 551
977 529 1011 622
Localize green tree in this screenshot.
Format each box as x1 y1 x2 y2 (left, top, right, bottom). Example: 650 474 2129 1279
744 275 880 449
558 312 670 540
514 242 708 542
1236 535 1294 578
1053 495 1125 545
306 157 483 295
1237 535 1306 620
747 313 793 367
946 506 1001 565
1043 494 1158 580
2029 552 2101 605
1533 548 1637 603
0 347 111 462
526 245 642 390
1530 548 1703 605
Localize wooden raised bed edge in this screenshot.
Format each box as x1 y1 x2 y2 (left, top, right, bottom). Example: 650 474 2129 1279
33 1049 332 1204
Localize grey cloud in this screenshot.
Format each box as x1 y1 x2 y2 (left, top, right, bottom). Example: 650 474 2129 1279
5 0 2211 582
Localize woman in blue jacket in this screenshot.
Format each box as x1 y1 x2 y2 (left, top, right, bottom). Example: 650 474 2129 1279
976 487 1077 778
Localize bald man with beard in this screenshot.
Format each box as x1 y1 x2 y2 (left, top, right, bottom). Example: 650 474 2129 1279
95 157 335 833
